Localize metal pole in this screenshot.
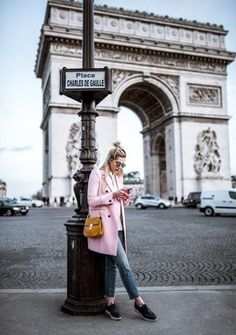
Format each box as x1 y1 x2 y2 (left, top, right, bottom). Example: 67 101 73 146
61 0 105 315
83 0 94 68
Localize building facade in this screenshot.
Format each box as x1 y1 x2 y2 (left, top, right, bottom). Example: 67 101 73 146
35 0 235 203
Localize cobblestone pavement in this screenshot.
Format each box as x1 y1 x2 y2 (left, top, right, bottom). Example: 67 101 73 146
0 207 235 289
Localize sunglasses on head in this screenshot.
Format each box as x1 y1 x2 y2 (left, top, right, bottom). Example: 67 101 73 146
115 162 126 168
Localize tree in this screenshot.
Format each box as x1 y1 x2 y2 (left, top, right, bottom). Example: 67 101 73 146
124 171 143 184
231 175 236 188
31 190 43 200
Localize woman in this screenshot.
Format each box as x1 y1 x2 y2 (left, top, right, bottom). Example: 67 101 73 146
87 142 157 321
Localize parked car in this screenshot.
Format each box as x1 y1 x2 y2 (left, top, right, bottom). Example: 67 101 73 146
183 192 201 208
15 197 44 208
0 198 29 216
134 195 171 209
199 189 236 216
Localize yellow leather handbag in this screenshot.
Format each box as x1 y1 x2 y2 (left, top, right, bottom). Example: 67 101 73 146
83 215 104 238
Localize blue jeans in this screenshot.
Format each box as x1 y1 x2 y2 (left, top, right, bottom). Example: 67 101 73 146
105 231 139 300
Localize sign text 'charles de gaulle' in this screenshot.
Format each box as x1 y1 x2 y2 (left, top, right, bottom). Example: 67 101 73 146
66 70 105 89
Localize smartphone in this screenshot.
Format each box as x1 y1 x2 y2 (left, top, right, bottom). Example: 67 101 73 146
123 187 132 193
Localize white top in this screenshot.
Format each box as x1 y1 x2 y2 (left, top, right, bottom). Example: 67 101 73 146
109 173 123 231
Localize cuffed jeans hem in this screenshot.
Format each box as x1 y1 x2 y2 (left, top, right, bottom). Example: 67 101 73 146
105 232 140 300
128 293 140 300
104 291 139 301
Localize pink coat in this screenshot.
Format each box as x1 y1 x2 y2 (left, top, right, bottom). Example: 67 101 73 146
87 167 128 256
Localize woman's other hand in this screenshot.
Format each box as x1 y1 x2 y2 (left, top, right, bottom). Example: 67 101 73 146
113 189 129 201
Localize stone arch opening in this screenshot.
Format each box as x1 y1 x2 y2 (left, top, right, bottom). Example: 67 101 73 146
119 81 172 128
117 106 144 178
117 80 173 197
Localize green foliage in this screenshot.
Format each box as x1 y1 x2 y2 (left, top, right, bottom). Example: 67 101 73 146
123 171 143 184
31 190 43 200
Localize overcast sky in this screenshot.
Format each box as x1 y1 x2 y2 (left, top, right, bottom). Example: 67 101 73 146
0 0 235 197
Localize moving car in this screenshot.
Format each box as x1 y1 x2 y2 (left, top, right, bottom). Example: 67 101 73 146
134 195 171 209
0 198 29 216
183 192 201 208
199 189 236 216
15 197 44 208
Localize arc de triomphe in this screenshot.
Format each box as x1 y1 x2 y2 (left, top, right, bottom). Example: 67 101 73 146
35 0 235 203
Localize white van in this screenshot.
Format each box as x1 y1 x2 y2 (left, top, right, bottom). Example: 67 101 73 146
199 189 236 216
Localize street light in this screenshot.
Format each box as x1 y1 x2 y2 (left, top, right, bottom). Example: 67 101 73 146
60 0 112 315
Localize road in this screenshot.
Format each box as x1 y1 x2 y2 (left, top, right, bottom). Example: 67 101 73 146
0 207 235 289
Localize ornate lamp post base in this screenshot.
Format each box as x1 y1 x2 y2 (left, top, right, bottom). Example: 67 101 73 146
61 298 106 316
61 218 105 315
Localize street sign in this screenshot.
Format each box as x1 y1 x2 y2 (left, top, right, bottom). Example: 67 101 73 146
60 67 112 104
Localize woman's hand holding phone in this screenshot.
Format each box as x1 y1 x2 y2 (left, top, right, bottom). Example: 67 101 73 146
113 188 132 201
123 187 132 194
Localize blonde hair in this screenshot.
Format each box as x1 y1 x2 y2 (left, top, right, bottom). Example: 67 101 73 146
101 142 126 176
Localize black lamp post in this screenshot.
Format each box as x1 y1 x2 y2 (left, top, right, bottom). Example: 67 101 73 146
60 0 109 315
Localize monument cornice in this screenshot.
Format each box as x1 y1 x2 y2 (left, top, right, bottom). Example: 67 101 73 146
141 112 230 134
35 30 234 78
176 113 230 121
94 39 234 64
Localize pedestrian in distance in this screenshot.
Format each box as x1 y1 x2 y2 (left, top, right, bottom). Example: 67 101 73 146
87 142 157 321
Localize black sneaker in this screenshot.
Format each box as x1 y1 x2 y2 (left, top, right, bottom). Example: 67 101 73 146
134 303 157 322
105 304 122 320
